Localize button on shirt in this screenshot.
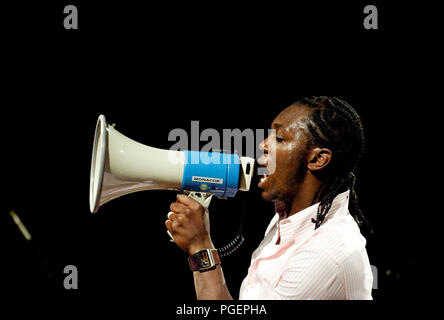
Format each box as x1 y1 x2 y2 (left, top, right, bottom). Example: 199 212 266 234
239 190 373 300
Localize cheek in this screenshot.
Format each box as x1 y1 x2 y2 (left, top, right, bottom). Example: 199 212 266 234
275 142 300 165
276 144 307 175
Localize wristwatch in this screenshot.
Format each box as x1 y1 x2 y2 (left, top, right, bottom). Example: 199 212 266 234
188 249 221 273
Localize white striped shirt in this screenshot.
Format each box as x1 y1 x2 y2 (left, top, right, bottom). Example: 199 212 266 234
239 190 373 300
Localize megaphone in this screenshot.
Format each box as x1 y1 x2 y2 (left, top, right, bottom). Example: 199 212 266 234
89 115 256 214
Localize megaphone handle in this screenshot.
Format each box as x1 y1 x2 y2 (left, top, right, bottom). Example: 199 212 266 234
167 191 213 243
167 229 175 242
182 191 213 209
184 191 212 236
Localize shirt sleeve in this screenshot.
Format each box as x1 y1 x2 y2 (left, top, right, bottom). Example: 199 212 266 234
267 248 344 300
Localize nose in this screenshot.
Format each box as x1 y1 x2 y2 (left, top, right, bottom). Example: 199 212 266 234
259 136 269 153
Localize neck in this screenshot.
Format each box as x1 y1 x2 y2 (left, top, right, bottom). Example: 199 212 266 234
287 174 322 217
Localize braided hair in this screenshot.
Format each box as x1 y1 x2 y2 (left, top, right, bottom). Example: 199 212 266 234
295 96 372 232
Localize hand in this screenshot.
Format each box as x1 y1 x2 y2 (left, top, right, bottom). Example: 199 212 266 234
165 194 214 255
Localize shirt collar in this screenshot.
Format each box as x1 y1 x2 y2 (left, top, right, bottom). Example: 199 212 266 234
272 190 351 244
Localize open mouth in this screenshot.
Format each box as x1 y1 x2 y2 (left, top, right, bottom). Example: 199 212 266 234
257 161 270 188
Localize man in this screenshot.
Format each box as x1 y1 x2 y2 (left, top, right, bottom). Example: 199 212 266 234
165 96 373 300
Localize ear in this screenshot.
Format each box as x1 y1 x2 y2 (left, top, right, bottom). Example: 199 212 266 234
307 148 332 172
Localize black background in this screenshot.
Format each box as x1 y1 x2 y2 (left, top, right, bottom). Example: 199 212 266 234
1 0 437 316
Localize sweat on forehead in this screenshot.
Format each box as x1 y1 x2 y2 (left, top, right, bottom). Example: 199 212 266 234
272 104 313 131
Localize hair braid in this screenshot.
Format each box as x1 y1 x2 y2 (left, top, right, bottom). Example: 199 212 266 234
296 96 371 232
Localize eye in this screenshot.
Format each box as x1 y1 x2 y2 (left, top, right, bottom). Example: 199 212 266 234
276 136 284 143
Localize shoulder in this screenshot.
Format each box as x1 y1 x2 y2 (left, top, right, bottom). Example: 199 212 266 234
302 214 368 265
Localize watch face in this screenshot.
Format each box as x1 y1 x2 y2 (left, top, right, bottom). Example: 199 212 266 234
198 250 211 268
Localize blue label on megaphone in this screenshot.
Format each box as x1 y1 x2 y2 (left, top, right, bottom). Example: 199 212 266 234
181 151 240 197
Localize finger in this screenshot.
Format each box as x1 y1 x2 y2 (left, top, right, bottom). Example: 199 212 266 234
176 194 199 206
167 211 176 220
165 219 173 231
166 217 183 231
170 202 190 214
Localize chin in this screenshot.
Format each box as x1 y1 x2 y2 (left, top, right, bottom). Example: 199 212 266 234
263 186 294 203
261 191 273 201
259 186 270 200
260 188 279 202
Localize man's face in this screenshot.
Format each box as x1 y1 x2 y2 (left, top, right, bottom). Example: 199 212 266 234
258 105 313 202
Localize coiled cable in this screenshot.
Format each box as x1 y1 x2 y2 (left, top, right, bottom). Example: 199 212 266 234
217 234 245 257
216 196 247 257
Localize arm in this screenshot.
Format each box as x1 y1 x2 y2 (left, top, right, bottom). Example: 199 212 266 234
193 264 233 300
165 194 233 300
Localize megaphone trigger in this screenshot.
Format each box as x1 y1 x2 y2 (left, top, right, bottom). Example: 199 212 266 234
167 229 175 243
166 211 176 242
183 191 213 209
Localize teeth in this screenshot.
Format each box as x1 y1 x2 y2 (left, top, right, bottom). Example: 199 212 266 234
260 175 269 184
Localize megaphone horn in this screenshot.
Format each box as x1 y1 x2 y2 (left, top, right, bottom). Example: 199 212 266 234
89 115 255 213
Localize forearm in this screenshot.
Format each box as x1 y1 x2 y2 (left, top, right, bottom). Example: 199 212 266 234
166 195 233 300
193 265 233 300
